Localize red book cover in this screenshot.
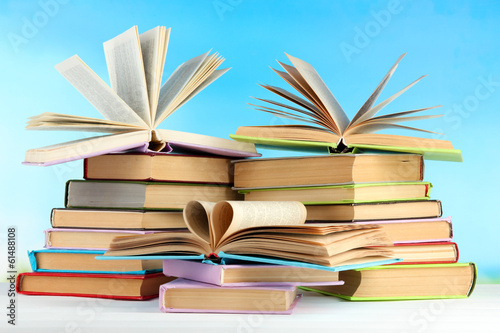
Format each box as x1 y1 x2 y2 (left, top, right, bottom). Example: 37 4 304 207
16 272 171 300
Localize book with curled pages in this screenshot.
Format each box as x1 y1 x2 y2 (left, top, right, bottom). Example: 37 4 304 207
24 26 259 166
230 53 462 162
99 200 400 272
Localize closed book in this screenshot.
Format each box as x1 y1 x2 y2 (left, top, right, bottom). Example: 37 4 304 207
44 228 181 250
159 278 301 314
302 263 477 301
16 272 174 300
84 153 236 184
239 182 431 204
233 154 424 188
50 208 186 230
305 200 443 222
163 259 343 286
379 242 459 265
28 249 162 274
65 180 240 210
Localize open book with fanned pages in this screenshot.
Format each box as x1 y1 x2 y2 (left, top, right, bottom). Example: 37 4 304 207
98 200 400 272
24 26 258 166
230 53 462 162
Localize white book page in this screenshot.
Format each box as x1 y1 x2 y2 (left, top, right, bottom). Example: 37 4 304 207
286 54 350 134
154 51 209 126
55 55 147 127
104 26 151 127
140 26 171 123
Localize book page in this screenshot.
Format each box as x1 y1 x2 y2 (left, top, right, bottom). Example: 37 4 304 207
55 55 147 127
286 54 350 134
104 26 151 126
140 26 171 123
348 54 405 128
183 201 216 246
210 201 307 249
345 114 443 135
154 51 209 126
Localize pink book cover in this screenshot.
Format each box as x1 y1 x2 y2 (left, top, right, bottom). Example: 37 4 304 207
163 259 344 287
354 216 453 243
43 228 169 250
159 278 302 314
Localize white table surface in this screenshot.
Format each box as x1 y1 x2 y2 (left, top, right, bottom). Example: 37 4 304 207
1 283 499 333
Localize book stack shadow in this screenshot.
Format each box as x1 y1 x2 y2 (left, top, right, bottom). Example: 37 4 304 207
16 153 244 300
232 154 476 301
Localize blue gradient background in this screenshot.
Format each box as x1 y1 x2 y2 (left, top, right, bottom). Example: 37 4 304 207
0 0 499 282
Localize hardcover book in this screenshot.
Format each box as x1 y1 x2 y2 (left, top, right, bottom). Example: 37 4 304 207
229 53 461 162
159 278 301 314
239 181 432 204
28 249 163 274
303 200 443 222
44 228 180 250
301 263 476 301
51 208 186 230
65 179 240 210
162 259 343 286
24 25 258 166
233 154 424 188
17 272 173 300
84 153 236 184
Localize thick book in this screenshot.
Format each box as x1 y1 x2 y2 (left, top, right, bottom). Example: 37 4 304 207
229 53 461 162
159 278 301 314
380 242 459 265
51 208 186 230
301 263 477 301
84 153 236 184
65 179 240 210
44 228 179 250
100 200 400 272
16 272 174 300
162 259 343 286
239 182 431 204
28 249 163 274
305 200 443 222
233 154 424 188
24 25 258 166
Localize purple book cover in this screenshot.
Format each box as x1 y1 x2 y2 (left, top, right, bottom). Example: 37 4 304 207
163 259 344 287
159 278 301 314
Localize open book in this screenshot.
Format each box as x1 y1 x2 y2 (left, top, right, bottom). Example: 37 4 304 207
24 26 258 166
230 54 462 162
99 200 399 271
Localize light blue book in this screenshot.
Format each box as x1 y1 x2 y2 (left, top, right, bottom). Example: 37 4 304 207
28 249 163 275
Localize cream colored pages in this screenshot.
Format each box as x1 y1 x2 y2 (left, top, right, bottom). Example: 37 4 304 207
154 51 209 126
55 55 147 127
104 26 151 126
183 201 216 246
286 53 350 133
210 201 307 248
140 26 171 123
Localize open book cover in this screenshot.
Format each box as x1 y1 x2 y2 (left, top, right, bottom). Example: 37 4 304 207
230 53 462 162
24 25 259 166
98 200 401 272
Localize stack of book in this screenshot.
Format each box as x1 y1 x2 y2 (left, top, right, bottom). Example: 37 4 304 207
228 53 476 301
18 25 259 300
